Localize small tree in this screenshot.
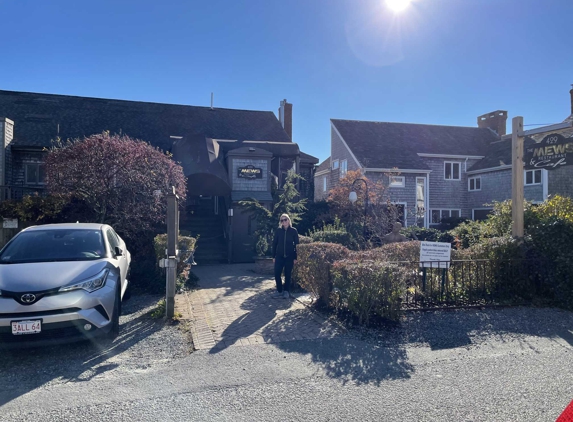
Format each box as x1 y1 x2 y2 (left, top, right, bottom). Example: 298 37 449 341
239 170 306 256
326 170 399 245
45 132 186 240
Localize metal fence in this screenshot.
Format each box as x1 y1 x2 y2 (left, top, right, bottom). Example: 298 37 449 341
400 259 546 309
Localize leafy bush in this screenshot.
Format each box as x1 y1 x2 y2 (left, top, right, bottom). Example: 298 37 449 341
293 242 350 306
400 226 454 243
308 219 359 250
153 234 198 284
353 240 421 263
296 200 333 236
331 260 408 323
298 235 313 244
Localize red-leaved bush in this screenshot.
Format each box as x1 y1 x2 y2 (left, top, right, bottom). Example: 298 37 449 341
46 132 186 239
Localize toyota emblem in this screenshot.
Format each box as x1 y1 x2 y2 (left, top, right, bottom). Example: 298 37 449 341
21 293 36 304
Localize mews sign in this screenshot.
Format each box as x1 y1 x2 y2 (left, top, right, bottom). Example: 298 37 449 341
524 133 573 170
238 165 263 179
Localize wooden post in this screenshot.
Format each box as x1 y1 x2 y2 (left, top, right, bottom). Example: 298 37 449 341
166 186 179 318
511 116 524 238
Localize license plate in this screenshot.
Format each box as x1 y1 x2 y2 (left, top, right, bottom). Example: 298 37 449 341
11 320 42 335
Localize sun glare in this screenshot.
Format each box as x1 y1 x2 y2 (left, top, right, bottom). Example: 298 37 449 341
386 0 411 12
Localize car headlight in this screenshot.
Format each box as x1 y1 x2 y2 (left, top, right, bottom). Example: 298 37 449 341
59 269 110 293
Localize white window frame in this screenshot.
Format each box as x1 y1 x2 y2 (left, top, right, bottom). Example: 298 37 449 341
332 159 339 170
389 176 405 188
430 209 462 224
524 169 542 186
444 161 461 181
323 177 327 192
24 163 46 185
468 176 481 191
340 159 348 178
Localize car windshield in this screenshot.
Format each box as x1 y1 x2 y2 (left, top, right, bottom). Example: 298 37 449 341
0 229 106 264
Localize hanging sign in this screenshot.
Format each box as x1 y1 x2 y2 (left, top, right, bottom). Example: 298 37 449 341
524 133 573 170
238 165 263 179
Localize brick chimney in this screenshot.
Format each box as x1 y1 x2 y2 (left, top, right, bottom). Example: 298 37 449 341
278 99 292 140
477 110 507 136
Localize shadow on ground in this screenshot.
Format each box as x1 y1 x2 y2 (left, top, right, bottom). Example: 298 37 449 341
209 290 291 353
0 294 182 408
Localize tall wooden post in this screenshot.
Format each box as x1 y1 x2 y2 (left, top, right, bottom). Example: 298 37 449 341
166 186 179 318
511 116 524 238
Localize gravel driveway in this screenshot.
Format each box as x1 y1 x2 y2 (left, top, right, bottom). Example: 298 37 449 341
0 294 192 407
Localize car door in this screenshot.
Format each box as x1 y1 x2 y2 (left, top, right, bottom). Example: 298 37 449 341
105 228 128 292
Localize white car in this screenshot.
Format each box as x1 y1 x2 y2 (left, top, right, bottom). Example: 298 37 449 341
0 223 131 346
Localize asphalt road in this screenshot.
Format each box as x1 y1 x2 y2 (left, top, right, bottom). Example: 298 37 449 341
1 302 573 422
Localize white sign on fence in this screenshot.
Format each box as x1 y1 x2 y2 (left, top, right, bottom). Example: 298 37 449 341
419 241 451 268
2 218 18 229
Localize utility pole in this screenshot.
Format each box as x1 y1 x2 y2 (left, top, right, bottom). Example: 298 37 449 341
511 116 524 238
165 186 179 318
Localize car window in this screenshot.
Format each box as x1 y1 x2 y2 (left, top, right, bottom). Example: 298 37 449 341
0 229 105 263
106 229 120 251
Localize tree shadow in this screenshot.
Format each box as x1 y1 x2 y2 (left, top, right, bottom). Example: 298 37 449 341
260 308 413 385
209 289 292 353
0 295 175 407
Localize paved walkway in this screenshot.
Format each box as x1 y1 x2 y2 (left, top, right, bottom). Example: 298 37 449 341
178 264 344 351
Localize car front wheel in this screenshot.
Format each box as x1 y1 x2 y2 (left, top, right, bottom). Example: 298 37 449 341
107 287 121 340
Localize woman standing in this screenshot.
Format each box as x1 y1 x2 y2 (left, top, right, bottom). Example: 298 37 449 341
272 213 299 299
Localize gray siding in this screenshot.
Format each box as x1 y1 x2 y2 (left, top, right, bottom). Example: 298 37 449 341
365 171 428 227
314 171 331 201
230 158 269 192
422 157 480 219
331 125 360 171
468 168 544 214
549 166 573 198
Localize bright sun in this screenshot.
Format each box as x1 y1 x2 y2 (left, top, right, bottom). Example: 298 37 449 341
386 0 411 12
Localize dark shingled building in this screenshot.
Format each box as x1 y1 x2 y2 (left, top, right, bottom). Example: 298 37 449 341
0 90 317 263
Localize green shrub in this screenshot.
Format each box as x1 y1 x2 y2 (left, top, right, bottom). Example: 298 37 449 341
153 234 198 278
296 200 333 236
353 240 421 262
400 226 454 243
293 242 350 306
331 260 408 323
308 219 359 250
298 235 313 244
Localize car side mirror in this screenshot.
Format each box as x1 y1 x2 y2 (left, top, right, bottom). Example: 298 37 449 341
114 246 123 257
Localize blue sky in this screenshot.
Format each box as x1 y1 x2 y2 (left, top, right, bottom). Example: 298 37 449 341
0 0 572 162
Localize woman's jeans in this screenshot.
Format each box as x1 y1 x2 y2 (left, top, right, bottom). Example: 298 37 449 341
274 256 294 293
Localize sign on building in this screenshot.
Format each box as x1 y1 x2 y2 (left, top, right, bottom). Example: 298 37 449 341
238 165 263 179
419 241 451 268
2 218 18 229
524 133 573 170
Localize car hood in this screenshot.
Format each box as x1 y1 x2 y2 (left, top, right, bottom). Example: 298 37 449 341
0 260 110 292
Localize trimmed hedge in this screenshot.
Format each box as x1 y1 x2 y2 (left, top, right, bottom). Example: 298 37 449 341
293 242 350 306
331 260 408 323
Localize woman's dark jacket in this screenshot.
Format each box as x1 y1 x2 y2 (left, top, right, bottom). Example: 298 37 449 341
272 226 299 260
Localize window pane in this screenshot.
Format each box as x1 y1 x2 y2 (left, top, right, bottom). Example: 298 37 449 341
39 164 46 183
469 179 475 190
451 210 460 218
445 163 451 179
431 210 440 224
526 171 533 185
441 210 450 220
535 170 541 184
26 165 38 184
453 163 460 179
323 177 327 192
476 177 481 190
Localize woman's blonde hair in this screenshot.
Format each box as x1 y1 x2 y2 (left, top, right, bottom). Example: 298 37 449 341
278 213 291 228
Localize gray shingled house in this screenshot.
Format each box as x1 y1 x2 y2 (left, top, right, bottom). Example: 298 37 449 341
0 90 317 263
315 89 573 228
